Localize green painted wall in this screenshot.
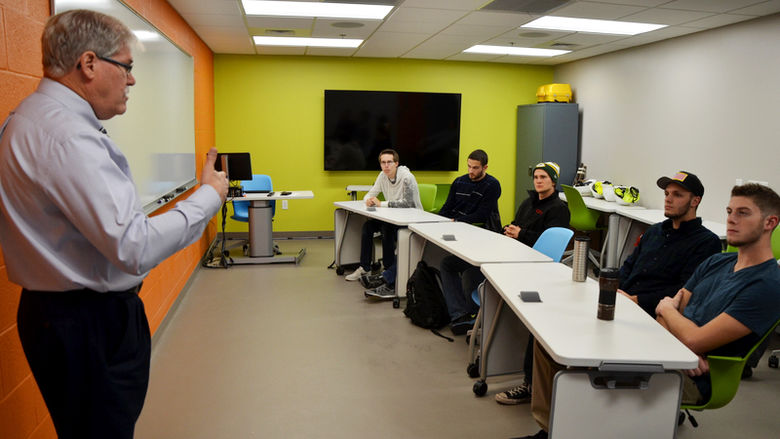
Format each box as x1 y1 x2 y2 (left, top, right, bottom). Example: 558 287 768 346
214 55 553 232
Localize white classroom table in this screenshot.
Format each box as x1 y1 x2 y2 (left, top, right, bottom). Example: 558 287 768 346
395 221 552 305
559 192 645 269
346 185 373 201
228 190 314 264
332 201 449 294
480 262 698 439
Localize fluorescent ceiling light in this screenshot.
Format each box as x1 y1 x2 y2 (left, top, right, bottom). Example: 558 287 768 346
253 36 362 48
522 16 666 35
133 30 161 42
464 45 569 57
242 1 393 20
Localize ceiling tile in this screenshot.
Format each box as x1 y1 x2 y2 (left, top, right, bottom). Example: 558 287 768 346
456 10 533 27
440 22 516 40
550 1 645 20
183 13 245 27
381 7 466 34
621 25 703 45
486 28 575 47
401 0 485 10
620 8 715 25
167 0 241 15
661 0 766 13
355 31 431 58
447 52 504 62
245 17 314 29
554 32 628 46
312 19 381 38
402 40 469 60
682 13 756 28
731 0 780 15
588 0 668 6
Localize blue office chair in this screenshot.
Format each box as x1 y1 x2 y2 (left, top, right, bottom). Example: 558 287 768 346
232 174 274 221
471 226 574 305
231 174 279 255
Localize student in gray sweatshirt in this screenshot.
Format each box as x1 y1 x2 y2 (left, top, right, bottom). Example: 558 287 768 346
344 149 421 299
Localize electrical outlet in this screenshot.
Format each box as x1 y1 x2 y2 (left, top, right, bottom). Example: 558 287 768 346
735 178 743 186
282 200 288 210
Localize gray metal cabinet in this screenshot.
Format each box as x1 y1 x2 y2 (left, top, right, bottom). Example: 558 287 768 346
515 103 579 210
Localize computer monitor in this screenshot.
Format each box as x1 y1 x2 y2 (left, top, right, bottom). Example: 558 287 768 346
215 152 252 181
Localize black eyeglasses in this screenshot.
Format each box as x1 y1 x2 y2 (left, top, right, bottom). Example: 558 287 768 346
98 56 133 75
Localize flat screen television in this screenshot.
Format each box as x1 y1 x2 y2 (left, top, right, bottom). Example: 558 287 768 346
324 90 461 171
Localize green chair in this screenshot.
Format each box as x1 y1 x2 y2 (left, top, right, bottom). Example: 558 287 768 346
418 184 437 212
680 317 780 427
561 184 607 269
432 183 451 214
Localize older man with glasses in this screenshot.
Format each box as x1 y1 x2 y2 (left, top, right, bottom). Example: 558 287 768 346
0 9 228 438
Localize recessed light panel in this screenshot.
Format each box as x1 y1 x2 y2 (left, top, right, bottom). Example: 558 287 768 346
522 16 666 36
253 36 362 48
464 45 570 57
242 1 393 20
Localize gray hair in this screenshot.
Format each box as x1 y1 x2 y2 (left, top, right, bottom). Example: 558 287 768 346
42 9 136 78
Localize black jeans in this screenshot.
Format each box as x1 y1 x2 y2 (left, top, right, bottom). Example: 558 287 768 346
360 219 398 272
17 287 151 439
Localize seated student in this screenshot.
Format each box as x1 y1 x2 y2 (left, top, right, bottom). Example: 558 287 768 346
618 171 722 316
496 170 720 406
344 149 422 300
517 183 780 439
433 149 501 332
443 162 568 337
437 148 501 226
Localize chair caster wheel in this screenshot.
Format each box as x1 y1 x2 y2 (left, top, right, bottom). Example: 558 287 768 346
467 363 480 378
336 267 345 275
392 298 400 308
473 380 487 396
769 355 779 368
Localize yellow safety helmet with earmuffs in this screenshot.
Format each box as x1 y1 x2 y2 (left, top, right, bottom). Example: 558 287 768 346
613 185 640 205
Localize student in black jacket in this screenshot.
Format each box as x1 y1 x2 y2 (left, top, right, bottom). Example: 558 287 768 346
618 171 722 316
493 162 571 406
503 162 571 246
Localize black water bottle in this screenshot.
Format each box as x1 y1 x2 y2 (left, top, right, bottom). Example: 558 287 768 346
597 269 619 321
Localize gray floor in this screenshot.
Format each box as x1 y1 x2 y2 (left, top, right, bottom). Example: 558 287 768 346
136 239 780 438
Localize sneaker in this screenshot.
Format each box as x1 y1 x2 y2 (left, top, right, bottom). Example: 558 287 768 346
364 283 395 299
495 381 532 405
450 313 476 336
359 273 385 289
345 266 367 281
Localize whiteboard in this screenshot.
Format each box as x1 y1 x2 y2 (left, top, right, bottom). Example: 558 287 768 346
53 0 197 213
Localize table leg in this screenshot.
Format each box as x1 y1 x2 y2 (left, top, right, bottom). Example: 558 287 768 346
249 200 273 257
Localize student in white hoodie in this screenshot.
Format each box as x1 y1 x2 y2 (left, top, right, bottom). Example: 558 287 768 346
344 149 422 299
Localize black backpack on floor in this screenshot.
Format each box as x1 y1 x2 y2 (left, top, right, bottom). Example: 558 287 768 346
403 261 450 332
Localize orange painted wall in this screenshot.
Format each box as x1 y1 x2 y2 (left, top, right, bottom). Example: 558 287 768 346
0 1 215 438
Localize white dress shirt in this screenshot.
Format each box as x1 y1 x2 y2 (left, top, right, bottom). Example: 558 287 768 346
0 78 222 292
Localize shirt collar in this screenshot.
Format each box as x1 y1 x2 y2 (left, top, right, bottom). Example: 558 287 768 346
36 78 104 134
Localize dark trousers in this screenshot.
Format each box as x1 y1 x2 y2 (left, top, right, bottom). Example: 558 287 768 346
360 219 398 272
17 288 151 439
439 255 483 321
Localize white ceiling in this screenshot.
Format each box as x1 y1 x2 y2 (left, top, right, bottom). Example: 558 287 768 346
165 0 780 65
